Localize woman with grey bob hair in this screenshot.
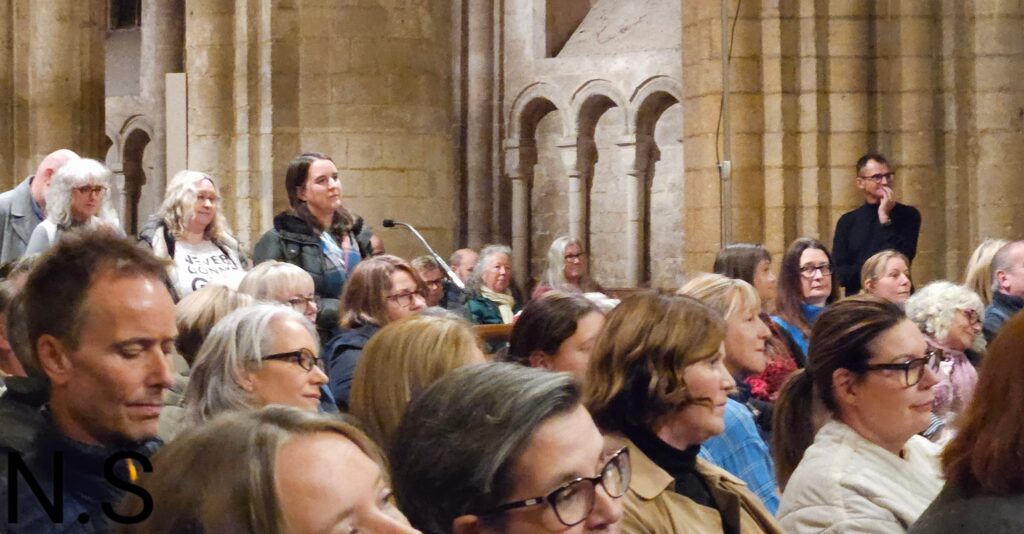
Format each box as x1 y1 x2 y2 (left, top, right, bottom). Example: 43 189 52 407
25 158 120 254
905 281 985 441
463 244 522 325
390 362 626 533
182 303 328 428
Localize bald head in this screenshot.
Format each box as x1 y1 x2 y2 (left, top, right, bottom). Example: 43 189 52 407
449 248 479 281
31 149 80 207
992 240 1024 297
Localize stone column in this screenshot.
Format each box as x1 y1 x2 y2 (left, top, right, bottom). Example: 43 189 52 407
506 139 535 282
559 137 595 244
466 0 494 247
0 0 13 188
135 0 185 220
5 0 106 181
972 1 1024 243
618 135 659 287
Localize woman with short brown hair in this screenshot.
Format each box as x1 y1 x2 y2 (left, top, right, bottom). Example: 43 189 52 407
585 292 781 533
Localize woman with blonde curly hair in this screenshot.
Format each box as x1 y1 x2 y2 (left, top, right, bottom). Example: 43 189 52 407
139 170 247 299
349 314 485 447
25 158 121 254
905 281 985 441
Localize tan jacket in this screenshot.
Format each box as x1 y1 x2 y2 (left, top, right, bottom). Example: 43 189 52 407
621 438 783 534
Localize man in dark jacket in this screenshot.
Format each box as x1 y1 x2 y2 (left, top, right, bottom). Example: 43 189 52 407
1 231 176 532
832 153 921 295
983 240 1024 343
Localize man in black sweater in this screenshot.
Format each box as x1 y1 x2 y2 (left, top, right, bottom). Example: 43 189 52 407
832 153 921 295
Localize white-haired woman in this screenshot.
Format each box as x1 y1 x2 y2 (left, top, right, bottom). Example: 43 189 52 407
905 281 985 442
139 170 247 299
182 304 329 429
532 236 602 299
464 244 522 325
25 158 121 254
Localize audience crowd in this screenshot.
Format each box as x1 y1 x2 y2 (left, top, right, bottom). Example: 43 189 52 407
0 149 1022 533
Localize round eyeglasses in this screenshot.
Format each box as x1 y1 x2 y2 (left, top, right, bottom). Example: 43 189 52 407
860 347 944 387
482 447 631 527
262 348 325 373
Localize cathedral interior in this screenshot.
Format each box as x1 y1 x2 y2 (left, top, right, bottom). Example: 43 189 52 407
1 0 1022 290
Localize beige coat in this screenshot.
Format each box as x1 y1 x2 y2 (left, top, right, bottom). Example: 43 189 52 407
621 437 783 534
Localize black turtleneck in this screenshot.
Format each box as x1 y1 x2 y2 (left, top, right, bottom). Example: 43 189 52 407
624 425 716 509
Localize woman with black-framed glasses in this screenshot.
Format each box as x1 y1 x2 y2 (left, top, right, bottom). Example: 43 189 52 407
771 238 842 366
773 295 943 532
390 362 625 533
182 304 329 429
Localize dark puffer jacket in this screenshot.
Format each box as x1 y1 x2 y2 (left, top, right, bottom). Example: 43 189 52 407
253 212 372 338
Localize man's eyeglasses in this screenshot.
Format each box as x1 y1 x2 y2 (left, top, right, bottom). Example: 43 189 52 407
858 172 896 184
73 184 108 195
799 263 832 278
860 347 943 388
386 290 425 308
262 348 325 373
286 295 320 312
482 447 631 527
422 279 444 290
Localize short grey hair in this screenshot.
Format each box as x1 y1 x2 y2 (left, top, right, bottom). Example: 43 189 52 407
465 244 512 295
44 158 119 228
182 304 318 428
905 281 986 352
238 261 314 301
390 362 580 534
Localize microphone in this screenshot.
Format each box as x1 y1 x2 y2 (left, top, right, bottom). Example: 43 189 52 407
382 219 465 290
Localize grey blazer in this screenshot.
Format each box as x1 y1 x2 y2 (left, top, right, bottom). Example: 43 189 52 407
0 178 41 264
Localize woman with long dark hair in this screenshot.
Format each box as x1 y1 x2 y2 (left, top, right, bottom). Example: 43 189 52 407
771 238 840 365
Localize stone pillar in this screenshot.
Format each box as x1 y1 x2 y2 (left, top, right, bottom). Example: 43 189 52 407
618 135 659 287
681 1 723 273
972 1 1024 243
4 0 106 183
559 137 595 244
135 0 185 220
0 0 13 188
466 0 494 247
506 139 535 282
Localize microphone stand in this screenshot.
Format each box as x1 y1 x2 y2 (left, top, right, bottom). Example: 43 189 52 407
382 219 465 290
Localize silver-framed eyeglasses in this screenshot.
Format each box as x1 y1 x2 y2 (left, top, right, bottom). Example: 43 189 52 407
860 347 943 387
262 348 325 373
482 447 631 527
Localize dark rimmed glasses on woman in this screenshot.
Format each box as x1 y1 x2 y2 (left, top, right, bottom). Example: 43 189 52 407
861 347 943 387
483 446 631 527
262 348 325 373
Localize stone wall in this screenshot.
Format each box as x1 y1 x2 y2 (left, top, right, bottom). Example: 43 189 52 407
185 0 457 258
683 0 1024 289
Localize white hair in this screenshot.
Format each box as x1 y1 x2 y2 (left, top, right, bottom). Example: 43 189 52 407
905 281 986 353
43 158 119 228
237 260 314 301
465 244 512 294
182 304 318 428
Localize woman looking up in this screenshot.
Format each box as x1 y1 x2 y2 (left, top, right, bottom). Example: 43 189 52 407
254 152 374 335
